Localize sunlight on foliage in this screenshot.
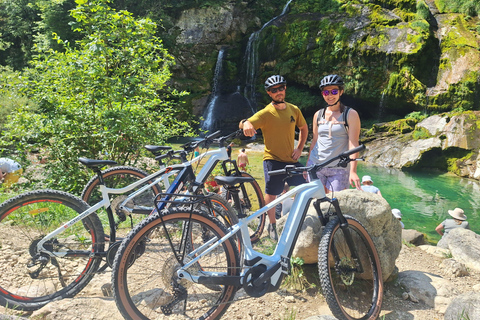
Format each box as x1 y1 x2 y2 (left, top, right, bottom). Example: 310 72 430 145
3 0 195 192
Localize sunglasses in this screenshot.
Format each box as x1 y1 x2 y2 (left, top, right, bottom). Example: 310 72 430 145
322 89 339 96
269 86 286 93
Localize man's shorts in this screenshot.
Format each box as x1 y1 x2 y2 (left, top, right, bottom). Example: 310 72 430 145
263 160 306 196
3 168 23 187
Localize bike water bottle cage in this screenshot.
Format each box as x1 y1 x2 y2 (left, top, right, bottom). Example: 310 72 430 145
264 75 287 91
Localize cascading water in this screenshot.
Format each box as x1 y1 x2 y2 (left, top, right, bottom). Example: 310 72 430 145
242 0 293 112
201 48 225 132
200 0 293 133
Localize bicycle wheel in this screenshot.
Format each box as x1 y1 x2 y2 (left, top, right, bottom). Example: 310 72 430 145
0 190 104 311
82 166 163 207
112 207 240 320
81 166 163 234
198 193 239 227
318 216 383 320
229 172 265 243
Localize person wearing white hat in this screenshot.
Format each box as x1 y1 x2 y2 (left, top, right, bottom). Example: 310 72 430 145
0 157 23 188
392 209 404 229
361 175 382 197
435 207 470 237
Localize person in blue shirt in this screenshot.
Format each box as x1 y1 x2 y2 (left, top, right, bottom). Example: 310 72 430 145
361 175 382 197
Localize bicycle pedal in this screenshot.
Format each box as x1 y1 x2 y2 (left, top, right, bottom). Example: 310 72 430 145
280 256 290 275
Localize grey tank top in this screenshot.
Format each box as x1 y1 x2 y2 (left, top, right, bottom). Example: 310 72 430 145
308 107 349 167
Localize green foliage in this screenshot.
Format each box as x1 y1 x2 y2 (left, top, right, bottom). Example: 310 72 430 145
385 67 427 106
0 0 40 69
373 118 417 134
436 0 479 17
405 111 427 121
415 0 430 21
290 0 343 14
282 257 316 291
412 126 431 140
427 71 479 112
0 66 34 132
3 0 194 193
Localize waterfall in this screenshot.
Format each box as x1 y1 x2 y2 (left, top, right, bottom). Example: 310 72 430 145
201 48 225 132
200 0 293 133
378 91 386 121
241 0 293 113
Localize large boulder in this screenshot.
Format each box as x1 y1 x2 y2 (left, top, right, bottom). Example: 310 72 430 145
398 270 458 314
437 228 480 272
278 189 401 281
444 292 480 320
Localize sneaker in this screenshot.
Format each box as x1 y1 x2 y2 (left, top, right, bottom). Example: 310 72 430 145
268 223 278 241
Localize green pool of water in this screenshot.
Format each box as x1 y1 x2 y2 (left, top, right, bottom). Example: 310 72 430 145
357 163 480 244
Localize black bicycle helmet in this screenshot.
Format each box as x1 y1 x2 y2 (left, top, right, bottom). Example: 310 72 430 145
264 75 287 91
319 74 344 89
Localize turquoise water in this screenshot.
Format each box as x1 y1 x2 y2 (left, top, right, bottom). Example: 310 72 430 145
357 163 480 243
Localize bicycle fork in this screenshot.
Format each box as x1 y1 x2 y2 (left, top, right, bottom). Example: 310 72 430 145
314 198 365 274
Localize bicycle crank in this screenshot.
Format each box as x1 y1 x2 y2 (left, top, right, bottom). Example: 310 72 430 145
243 265 270 297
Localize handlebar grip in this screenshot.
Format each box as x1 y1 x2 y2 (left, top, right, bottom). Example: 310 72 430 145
268 169 286 176
206 130 222 140
343 144 365 157
268 165 297 176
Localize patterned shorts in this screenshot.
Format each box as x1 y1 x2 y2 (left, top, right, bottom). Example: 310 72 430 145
314 167 349 192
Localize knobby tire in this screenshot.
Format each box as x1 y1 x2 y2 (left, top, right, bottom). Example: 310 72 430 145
112 207 240 320
318 216 383 320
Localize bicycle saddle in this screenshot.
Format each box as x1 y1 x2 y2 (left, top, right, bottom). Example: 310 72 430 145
78 158 117 168
214 176 254 186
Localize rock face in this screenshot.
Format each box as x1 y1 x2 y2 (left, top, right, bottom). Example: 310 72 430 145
444 292 480 320
278 189 401 281
159 1 479 131
398 270 458 314
437 228 480 272
364 111 480 180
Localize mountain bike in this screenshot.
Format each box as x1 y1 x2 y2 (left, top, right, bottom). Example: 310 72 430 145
80 130 266 243
111 144 383 320
0 131 243 311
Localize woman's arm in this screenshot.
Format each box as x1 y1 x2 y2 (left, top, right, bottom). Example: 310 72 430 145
347 109 361 189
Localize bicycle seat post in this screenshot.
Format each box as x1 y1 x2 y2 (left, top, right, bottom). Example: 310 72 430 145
226 186 246 219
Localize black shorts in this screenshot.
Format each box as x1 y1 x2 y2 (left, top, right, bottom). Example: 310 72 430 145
263 160 307 196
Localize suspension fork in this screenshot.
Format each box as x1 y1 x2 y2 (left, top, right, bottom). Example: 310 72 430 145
314 198 365 273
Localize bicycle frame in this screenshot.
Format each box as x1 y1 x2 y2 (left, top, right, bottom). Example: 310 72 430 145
117 146 229 214
35 147 229 258
176 178 327 289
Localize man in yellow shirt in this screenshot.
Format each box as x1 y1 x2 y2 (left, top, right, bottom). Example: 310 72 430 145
239 75 308 240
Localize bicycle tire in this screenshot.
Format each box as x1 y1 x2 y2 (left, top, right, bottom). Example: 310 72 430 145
112 207 240 320
318 216 383 320
0 189 104 311
225 172 265 243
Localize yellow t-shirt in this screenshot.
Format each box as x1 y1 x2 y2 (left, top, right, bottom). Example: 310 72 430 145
248 102 306 163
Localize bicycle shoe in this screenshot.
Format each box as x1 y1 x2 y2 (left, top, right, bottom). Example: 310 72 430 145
268 223 278 241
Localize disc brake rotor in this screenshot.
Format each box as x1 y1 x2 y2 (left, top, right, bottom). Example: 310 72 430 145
338 257 355 285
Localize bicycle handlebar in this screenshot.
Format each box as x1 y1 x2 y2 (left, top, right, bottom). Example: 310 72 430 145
268 144 366 177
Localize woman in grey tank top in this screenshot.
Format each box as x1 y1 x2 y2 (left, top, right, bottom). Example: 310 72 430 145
307 74 361 192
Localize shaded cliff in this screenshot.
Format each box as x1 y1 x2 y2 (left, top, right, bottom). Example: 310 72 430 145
154 0 479 132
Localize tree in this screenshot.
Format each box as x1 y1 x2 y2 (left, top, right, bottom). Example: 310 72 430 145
3 0 193 192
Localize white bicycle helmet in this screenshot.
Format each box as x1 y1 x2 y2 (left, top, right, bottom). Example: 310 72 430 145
264 75 287 91
319 74 344 89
